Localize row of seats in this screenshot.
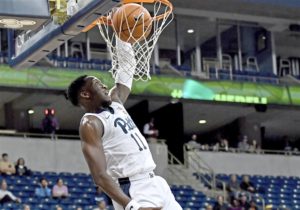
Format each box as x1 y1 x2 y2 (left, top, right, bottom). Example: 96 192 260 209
0 172 215 210
209 68 278 84
47 55 112 71
211 173 300 209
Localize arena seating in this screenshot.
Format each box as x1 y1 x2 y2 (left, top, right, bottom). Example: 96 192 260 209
209 68 278 84
194 172 300 210
0 172 214 210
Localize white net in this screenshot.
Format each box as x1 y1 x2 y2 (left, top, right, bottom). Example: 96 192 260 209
97 0 173 81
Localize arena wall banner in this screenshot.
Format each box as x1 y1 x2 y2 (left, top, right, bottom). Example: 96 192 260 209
0 65 297 106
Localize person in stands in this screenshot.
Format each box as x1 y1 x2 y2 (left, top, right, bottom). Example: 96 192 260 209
143 117 159 143
0 179 21 204
0 153 16 175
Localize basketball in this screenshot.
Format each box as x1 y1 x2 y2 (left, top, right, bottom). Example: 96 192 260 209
112 3 153 44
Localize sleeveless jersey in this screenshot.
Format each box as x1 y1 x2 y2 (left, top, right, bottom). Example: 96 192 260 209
83 102 156 180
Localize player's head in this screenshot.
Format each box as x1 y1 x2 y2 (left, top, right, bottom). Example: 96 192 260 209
66 75 112 111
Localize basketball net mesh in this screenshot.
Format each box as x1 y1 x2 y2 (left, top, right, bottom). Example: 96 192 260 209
97 1 173 81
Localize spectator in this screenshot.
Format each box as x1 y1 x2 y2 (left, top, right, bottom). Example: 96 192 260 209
0 153 16 175
52 178 69 199
213 195 228 210
227 174 240 199
56 206 63 210
238 136 250 152
239 193 250 210
42 109 59 139
219 138 229 152
187 134 201 150
228 198 242 210
205 204 213 210
23 204 31 210
0 179 21 204
249 140 259 153
93 200 107 210
240 175 256 193
143 117 159 143
35 178 51 198
249 200 258 210
15 158 31 176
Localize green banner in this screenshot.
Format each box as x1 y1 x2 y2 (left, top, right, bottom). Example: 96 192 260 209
0 65 298 106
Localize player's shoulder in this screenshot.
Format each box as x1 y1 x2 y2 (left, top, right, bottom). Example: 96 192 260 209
80 114 102 129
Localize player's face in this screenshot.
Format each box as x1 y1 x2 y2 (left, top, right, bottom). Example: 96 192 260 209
87 76 112 107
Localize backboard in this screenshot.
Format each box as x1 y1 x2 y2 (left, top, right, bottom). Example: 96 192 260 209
5 0 119 69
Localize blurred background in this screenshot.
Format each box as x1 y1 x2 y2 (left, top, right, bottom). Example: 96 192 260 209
0 0 300 209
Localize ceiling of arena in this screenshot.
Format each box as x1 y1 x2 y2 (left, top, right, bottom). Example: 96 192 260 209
70 0 300 57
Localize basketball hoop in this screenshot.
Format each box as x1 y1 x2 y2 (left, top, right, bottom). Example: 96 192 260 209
82 0 174 81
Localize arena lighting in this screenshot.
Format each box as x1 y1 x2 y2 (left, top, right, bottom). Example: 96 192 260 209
187 29 194 34
199 120 207 124
27 109 34 115
0 19 36 28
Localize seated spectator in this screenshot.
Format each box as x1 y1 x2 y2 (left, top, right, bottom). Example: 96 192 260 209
240 175 256 193
219 138 229 152
93 199 107 210
213 195 228 210
205 204 213 210
227 174 240 199
0 153 16 175
0 179 21 204
238 136 250 152
15 158 31 176
239 193 250 210
249 200 258 210
35 178 51 198
187 134 201 150
249 140 259 153
228 198 241 210
56 205 63 210
23 204 31 210
52 178 69 199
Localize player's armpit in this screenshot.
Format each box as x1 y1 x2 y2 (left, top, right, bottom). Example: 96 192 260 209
79 115 131 208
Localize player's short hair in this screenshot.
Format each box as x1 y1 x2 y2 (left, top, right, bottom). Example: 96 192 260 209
65 75 88 106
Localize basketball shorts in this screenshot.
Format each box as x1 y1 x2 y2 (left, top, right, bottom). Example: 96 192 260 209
112 172 182 210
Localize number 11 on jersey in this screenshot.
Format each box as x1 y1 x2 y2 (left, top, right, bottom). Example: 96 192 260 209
130 133 147 151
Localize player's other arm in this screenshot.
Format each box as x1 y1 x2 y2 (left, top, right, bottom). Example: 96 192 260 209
79 115 161 210
80 115 130 207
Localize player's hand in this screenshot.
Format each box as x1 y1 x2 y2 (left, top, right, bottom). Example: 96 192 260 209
139 208 162 210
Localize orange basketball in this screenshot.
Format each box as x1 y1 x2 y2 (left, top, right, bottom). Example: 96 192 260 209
112 3 153 44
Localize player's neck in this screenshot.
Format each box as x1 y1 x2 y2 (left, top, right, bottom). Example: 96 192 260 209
86 104 109 113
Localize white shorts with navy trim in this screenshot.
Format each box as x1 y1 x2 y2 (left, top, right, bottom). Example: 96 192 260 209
113 173 182 210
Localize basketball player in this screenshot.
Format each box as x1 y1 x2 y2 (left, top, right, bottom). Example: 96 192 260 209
66 39 182 210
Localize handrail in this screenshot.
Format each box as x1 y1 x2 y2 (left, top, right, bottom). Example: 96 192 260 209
184 143 227 199
185 144 300 156
168 151 184 165
0 131 80 140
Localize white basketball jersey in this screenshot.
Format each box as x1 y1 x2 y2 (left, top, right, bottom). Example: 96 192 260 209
83 102 156 180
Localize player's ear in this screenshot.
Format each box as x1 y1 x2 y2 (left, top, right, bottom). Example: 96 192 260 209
80 90 90 99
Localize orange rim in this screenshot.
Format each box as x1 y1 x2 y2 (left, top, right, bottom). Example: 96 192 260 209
82 0 173 32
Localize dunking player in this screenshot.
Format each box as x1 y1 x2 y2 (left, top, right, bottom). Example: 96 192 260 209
66 39 182 210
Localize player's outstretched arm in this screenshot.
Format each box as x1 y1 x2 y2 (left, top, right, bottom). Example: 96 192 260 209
109 37 136 104
80 115 162 210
